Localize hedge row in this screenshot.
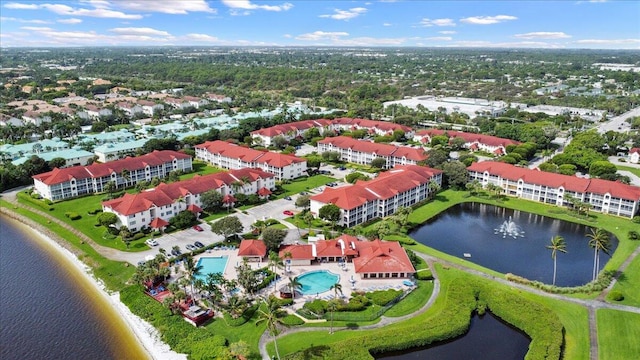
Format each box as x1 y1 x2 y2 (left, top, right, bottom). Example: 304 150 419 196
506 270 615 294
285 276 564 360
64 212 81 220
18 192 54 211
366 289 403 306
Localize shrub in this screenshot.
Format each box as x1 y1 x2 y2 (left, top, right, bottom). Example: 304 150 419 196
281 314 305 326
133 232 145 240
64 212 81 220
338 295 369 312
30 193 42 199
87 208 103 215
632 216 640 224
416 269 433 281
366 289 402 306
608 291 624 301
303 299 327 315
628 231 639 241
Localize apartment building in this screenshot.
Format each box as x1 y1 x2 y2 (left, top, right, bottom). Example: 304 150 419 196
317 136 427 168
414 129 520 155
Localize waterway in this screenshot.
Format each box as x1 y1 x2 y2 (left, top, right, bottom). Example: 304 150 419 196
375 312 530 359
0 215 147 360
410 203 617 287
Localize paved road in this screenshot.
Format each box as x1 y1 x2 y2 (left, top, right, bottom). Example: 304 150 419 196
597 106 640 134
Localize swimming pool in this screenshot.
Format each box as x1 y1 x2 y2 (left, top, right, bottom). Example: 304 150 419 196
195 256 229 280
297 270 340 295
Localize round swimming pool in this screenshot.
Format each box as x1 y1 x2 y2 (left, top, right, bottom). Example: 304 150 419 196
297 270 340 295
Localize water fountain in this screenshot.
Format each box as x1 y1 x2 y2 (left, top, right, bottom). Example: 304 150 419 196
494 216 525 238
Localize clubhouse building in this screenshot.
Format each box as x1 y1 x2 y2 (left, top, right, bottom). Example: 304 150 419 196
102 168 275 232
33 150 193 201
317 136 428 168
194 140 307 180
468 161 640 218
310 165 443 227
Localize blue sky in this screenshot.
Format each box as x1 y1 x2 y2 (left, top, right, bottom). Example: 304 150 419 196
1 0 638 48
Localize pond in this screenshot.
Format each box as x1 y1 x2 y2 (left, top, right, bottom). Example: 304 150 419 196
409 203 617 287
375 312 530 360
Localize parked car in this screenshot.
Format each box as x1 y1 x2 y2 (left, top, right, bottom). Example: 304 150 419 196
284 196 292 200
185 244 197 251
145 238 158 247
194 241 205 249
283 210 294 216
339 167 346 170
192 225 203 232
171 248 182 256
299 191 307 195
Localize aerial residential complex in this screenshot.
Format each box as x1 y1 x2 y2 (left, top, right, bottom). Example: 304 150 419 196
310 164 443 227
250 118 413 146
413 129 520 155
468 161 640 218
194 140 307 180
317 136 428 168
102 167 276 232
32 150 193 201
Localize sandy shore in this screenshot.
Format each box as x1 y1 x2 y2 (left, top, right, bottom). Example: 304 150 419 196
2 212 187 360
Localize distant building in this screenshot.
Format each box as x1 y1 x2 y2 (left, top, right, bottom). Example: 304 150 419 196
194 140 307 180
21 111 51 126
413 129 520 156
310 165 443 227
94 139 148 162
33 150 193 201
317 136 427 168
630 148 640 164
468 161 640 219
102 168 275 232
383 96 507 119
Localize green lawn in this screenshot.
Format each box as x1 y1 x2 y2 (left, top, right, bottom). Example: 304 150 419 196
268 223 288 230
609 255 640 307
179 161 225 180
615 165 640 178
384 280 434 317
278 175 335 198
597 309 640 360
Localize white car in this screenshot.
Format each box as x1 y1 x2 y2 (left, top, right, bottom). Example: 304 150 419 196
145 238 159 247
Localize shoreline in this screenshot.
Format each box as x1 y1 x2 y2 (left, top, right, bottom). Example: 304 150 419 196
0 210 186 360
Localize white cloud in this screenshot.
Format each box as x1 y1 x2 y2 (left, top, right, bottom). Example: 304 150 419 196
229 9 251 16
383 22 392 27
452 40 564 48
116 0 216 14
20 26 53 31
0 16 50 24
425 36 453 41
221 0 293 12
57 18 82 24
420 18 455 27
460 15 517 25
4 3 39 9
439 30 456 35
319 7 367 21
334 36 407 46
295 31 349 41
109 27 171 36
184 33 219 42
576 38 640 45
514 32 571 39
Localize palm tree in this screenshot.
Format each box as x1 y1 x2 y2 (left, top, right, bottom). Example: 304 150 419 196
329 282 343 334
288 276 302 300
587 228 611 281
546 236 567 285
255 297 284 360
121 169 131 188
268 251 284 293
184 256 203 303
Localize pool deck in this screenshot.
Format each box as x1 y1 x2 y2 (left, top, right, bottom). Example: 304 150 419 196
193 248 413 311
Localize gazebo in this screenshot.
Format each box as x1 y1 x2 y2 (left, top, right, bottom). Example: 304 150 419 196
149 217 169 232
222 194 237 211
257 187 272 199
187 204 202 216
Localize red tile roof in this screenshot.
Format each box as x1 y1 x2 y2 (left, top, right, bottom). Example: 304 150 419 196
311 165 442 210
468 161 640 201
101 168 274 216
279 244 315 260
149 217 169 228
33 150 191 185
315 240 346 258
258 187 272 196
630 148 640 155
238 239 267 258
332 117 412 133
416 129 520 148
251 118 411 137
318 136 428 161
195 140 305 168
353 240 415 274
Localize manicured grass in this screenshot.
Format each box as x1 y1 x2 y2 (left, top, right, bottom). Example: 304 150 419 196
597 309 640 360
615 165 640 178
277 175 335 198
268 223 288 230
1 200 134 291
201 210 230 222
384 280 434 317
179 161 225 180
609 255 640 307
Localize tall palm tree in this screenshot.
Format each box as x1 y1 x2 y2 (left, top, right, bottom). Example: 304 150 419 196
288 276 302 300
587 228 611 281
546 236 567 285
268 251 284 293
329 282 343 334
121 169 131 188
184 256 203 304
255 297 284 360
